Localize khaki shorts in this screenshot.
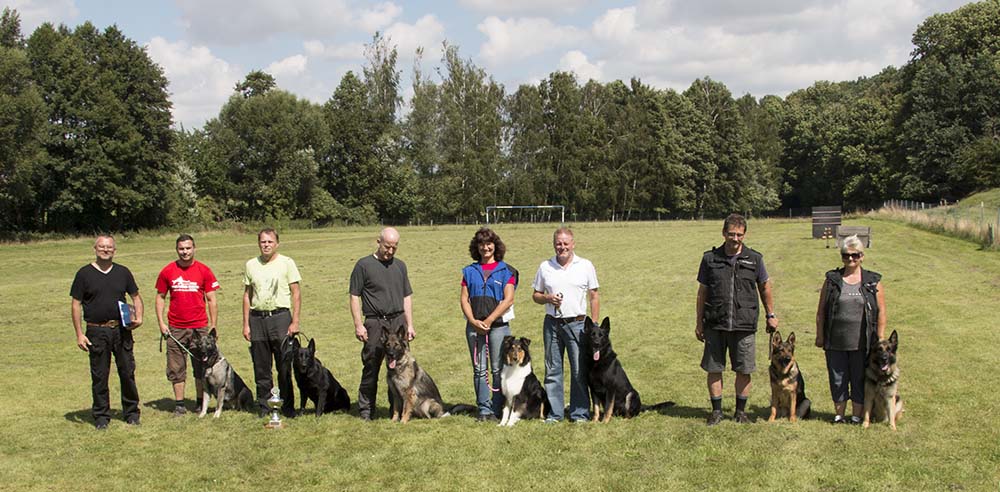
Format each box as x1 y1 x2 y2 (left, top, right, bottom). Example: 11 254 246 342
701 328 756 374
166 327 207 383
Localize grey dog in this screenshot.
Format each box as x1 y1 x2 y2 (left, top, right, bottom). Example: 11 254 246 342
191 329 256 418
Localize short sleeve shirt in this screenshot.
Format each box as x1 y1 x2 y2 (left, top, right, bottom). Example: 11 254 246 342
155 260 220 328
532 254 599 317
70 263 139 324
349 255 413 317
243 254 301 310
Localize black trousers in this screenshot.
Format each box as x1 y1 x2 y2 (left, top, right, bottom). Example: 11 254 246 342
357 316 404 419
87 325 140 424
248 311 295 414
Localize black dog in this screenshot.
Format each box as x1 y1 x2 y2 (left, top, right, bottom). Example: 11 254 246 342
291 337 351 417
584 317 674 422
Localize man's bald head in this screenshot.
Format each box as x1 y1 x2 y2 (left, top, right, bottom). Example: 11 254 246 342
376 227 400 261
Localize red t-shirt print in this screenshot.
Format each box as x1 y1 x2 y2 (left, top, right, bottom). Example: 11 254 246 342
155 260 220 329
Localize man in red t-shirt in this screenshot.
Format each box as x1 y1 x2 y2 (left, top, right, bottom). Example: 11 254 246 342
155 234 220 416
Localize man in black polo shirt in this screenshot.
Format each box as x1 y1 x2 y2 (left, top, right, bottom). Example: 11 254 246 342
70 235 145 430
695 214 778 425
349 227 414 421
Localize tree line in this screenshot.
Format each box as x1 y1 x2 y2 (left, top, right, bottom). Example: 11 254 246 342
1 2 999 233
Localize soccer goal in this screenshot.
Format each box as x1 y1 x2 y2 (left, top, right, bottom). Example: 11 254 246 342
485 205 565 225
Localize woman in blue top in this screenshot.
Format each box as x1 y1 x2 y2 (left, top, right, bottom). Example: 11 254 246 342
460 227 518 422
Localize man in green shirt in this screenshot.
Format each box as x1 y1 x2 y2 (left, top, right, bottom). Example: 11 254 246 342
243 228 301 417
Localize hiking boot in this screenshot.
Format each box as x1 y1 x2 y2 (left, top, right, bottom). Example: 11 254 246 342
173 405 187 417
733 411 752 424
706 409 724 426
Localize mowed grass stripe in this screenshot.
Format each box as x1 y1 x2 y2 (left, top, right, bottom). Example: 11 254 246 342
1 219 998 491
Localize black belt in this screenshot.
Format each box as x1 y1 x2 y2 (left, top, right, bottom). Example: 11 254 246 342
366 312 403 320
250 308 289 318
545 314 586 322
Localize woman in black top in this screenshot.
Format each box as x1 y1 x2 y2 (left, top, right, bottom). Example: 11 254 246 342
815 234 886 424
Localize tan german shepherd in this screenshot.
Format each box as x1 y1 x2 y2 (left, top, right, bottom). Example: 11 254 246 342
768 331 811 422
381 324 473 423
863 330 904 430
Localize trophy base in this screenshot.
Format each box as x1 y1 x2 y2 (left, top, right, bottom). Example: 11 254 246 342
264 421 284 429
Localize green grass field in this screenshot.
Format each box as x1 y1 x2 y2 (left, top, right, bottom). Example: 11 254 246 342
3 219 999 491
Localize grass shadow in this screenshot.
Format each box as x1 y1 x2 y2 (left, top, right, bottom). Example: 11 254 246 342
64 408 122 426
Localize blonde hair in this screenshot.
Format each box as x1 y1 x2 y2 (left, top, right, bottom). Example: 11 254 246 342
840 234 865 254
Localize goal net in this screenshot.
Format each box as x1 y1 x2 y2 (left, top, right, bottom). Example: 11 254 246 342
485 205 565 225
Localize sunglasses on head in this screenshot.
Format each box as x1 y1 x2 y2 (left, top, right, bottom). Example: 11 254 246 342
841 252 863 260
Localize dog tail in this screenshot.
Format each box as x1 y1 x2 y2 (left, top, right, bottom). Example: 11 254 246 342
641 401 676 413
443 404 477 417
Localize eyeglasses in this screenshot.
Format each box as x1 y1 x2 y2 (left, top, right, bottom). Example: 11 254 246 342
841 252 863 260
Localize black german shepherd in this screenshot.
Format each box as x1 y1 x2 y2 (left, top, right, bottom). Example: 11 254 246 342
191 329 256 418
381 324 474 423
291 337 351 417
767 331 811 422
583 317 674 422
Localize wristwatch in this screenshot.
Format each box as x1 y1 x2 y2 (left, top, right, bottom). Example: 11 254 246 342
766 313 777 319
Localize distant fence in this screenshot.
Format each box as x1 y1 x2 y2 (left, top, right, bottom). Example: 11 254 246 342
879 199 1000 248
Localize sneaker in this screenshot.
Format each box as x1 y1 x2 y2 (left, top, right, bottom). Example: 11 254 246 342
733 411 752 424
543 417 562 424
706 409 724 426
173 405 187 417
849 416 862 425
832 415 846 424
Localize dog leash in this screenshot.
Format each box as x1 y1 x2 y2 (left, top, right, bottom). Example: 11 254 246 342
160 330 198 359
473 334 502 393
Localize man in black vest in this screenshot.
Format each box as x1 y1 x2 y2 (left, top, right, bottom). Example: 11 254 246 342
695 214 778 425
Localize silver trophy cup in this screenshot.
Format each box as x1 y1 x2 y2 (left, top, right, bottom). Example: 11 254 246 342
265 387 284 429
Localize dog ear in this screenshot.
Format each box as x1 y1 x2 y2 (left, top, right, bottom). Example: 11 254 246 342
600 317 610 332
209 328 218 339
292 337 301 349
584 317 594 330
307 338 316 354
888 330 898 350
521 337 531 347
771 331 781 347
787 332 795 348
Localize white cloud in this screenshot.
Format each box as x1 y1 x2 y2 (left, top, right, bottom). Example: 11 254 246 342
384 14 446 62
145 37 242 128
175 0 352 44
358 2 403 33
477 16 585 65
267 54 308 77
558 50 603 82
6 0 78 32
593 7 637 43
304 40 365 59
458 0 588 15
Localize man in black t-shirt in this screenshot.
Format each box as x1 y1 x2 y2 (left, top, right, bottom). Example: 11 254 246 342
70 235 145 430
349 227 414 420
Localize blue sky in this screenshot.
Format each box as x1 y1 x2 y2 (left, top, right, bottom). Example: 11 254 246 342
4 0 972 129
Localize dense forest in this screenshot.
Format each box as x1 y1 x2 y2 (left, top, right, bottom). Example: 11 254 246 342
1 2 999 232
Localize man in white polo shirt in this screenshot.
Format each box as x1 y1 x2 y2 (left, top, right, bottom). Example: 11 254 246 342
532 227 600 423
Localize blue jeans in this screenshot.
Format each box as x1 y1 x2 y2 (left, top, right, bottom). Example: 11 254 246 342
543 317 590 421
466 323 510 416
